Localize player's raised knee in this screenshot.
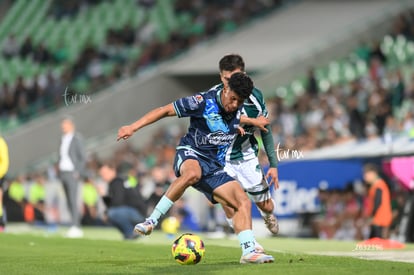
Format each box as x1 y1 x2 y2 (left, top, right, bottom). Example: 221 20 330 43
182 170 201 186
238 193 252 210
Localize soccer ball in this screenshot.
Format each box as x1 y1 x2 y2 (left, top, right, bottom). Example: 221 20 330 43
171 233 205 265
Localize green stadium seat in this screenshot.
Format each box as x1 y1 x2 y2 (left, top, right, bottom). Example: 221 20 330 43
33 19 54 45
318 78 331 93
355 59 368 76
0 0 26 41
131 8 145 29
343 62 357 82
291 79 306 97
102 61 115 76
406 42 414 60
149 3 169 42
158 0 178 32
128 46 143 60
71 76 90 93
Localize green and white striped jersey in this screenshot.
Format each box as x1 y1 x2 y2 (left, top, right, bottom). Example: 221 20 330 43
225 86 277 167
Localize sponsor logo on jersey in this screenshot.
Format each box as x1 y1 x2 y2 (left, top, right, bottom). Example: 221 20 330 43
194 129 236 146
194 94 204 103
206 132 236 145
187 94 204 110
184 150 197 157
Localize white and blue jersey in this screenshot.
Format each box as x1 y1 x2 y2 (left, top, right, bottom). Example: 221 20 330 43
172 85 242 167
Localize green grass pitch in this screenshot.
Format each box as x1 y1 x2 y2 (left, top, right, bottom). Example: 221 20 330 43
0 225 413 274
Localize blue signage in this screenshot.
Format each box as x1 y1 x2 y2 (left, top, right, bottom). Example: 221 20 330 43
256 159 364 218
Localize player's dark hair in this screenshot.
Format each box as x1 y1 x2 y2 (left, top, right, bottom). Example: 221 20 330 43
228 72 253 100
219 54 245 72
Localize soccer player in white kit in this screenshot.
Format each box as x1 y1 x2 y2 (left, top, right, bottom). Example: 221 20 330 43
219 54 279 236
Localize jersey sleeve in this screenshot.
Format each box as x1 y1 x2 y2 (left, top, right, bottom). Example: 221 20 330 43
254 88 277 167
254 87 268 118
172 94 205 118
261 125 278 168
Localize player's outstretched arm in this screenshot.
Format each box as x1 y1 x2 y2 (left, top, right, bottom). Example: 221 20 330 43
240 115 269 132
117 103 176 141
260 123 279 189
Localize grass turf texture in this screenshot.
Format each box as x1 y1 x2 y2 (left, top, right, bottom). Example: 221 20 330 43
0 226 413 275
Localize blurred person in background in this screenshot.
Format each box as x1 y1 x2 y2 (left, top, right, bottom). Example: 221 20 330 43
389 189 407 239
145 166 171 228
81 177 105 226
306 67 319 97
2 175 26 223
334 184 362 240
169 197 201 232
58 117 87 238
316 189 343 239
1 34 19 59
99 163 147 240
26 173 47 225
0 134 9 231
363 163 392 239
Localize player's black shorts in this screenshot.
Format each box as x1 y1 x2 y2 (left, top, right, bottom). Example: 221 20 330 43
173 147 235 204
0 177 4 190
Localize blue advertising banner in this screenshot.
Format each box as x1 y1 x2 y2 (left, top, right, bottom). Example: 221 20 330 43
255 159 364 218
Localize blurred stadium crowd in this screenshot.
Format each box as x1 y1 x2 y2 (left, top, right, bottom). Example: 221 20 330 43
309 180 407 241
0 0 283 129
1 1 414 240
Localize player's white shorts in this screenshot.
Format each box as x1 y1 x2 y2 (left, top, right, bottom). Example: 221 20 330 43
224 157 271 203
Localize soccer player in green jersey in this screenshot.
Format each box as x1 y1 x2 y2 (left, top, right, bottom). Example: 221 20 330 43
218 54 279 236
